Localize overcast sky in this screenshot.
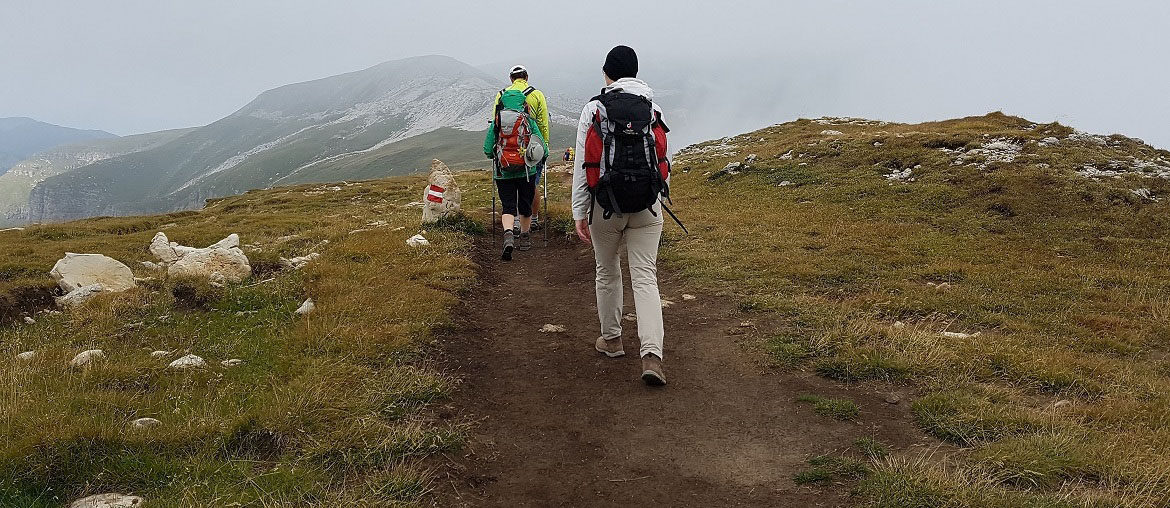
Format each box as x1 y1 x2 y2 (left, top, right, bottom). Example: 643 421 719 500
2 0 1168 147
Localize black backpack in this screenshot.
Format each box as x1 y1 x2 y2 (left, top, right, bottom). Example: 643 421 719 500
584 90 687 232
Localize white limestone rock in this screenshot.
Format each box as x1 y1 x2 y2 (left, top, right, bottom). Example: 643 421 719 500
56 284 108 309
149 232 179 263
421 159 463 223
540 324 566 333
150 350 172 358
131 417 161 428
50 253 136 293
70 349 105 367
168 354 207 370
69 493 144 508
154 232 251 283
16 351 36 361
295 298 315 315
221 358 245 367
23 316 35 324
406 234 429 247
279 253 319 270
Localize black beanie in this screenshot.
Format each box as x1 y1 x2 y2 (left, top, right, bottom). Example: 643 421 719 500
602 45 638 80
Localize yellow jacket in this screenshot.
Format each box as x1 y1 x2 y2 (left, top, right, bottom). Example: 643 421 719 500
491 79 550 143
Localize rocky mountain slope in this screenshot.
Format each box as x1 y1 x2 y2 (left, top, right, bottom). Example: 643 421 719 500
0 117 115 176
0 128 194 227
23 56 576 224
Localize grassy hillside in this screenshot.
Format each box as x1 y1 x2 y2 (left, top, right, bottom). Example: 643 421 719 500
666 113 1170 506
0 176 489 506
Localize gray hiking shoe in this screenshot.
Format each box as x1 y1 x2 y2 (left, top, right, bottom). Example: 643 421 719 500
518 231 532 251
513 221 521 235
641 354 666 386
595 336 625 358
502 230 514 261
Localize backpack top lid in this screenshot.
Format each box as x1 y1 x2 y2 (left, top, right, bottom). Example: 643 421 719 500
595 89 653 132
497 86 535 113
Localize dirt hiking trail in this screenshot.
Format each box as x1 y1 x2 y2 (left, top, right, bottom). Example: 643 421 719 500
429 232 931 507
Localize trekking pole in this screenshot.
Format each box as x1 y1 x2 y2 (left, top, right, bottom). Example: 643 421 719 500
490 165 498 245
542 166 549 247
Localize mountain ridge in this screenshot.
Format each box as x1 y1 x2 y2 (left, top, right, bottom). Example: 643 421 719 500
22 55 576 224
0 117 117 176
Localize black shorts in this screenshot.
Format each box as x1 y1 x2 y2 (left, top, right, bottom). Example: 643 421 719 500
495 177 536 217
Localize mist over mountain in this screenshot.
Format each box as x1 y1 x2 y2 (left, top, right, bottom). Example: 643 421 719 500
0 118 116 176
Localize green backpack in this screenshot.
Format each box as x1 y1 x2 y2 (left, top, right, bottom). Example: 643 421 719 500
490 87 546 177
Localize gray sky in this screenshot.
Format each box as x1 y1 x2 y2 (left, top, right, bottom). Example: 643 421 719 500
2 0 1169 147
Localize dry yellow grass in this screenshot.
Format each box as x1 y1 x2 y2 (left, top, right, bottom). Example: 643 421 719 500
0 176 483 506
665 113 1170 506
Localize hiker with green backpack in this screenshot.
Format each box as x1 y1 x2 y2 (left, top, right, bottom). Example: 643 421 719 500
484 65 550 261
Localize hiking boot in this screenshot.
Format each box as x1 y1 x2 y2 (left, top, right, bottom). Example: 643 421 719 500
531 215 541 230
595 336 625 358
641 354 666 386
502 230 514 261
513 221 521 235
518 231 532 251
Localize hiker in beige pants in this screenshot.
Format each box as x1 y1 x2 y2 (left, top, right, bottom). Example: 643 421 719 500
572 46 670 385
589 200 665 360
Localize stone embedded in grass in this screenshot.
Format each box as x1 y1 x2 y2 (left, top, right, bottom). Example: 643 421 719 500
150 350 172 358
1054 399 1072 409
279 252 320 270
23 316 35 324
168 354 207 370
1131 188 1156 201
820 130 844 136
682 294 697 301
130 417 161 428
16 351 36 361
893 321 906 328
295 298 316 315
660 298 675 308
70 349 104 367
406 234 430 247
140 261 163 271
540 324 566 333
745 154 757 164
50 253 137 293
56 283 108 309
68 493 144 508
941 331 981 339
221 358 245 367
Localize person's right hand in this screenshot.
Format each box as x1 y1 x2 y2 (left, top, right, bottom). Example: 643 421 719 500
575 219 591 245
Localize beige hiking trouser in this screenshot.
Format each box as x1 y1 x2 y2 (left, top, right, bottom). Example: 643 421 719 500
589 200 664 359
